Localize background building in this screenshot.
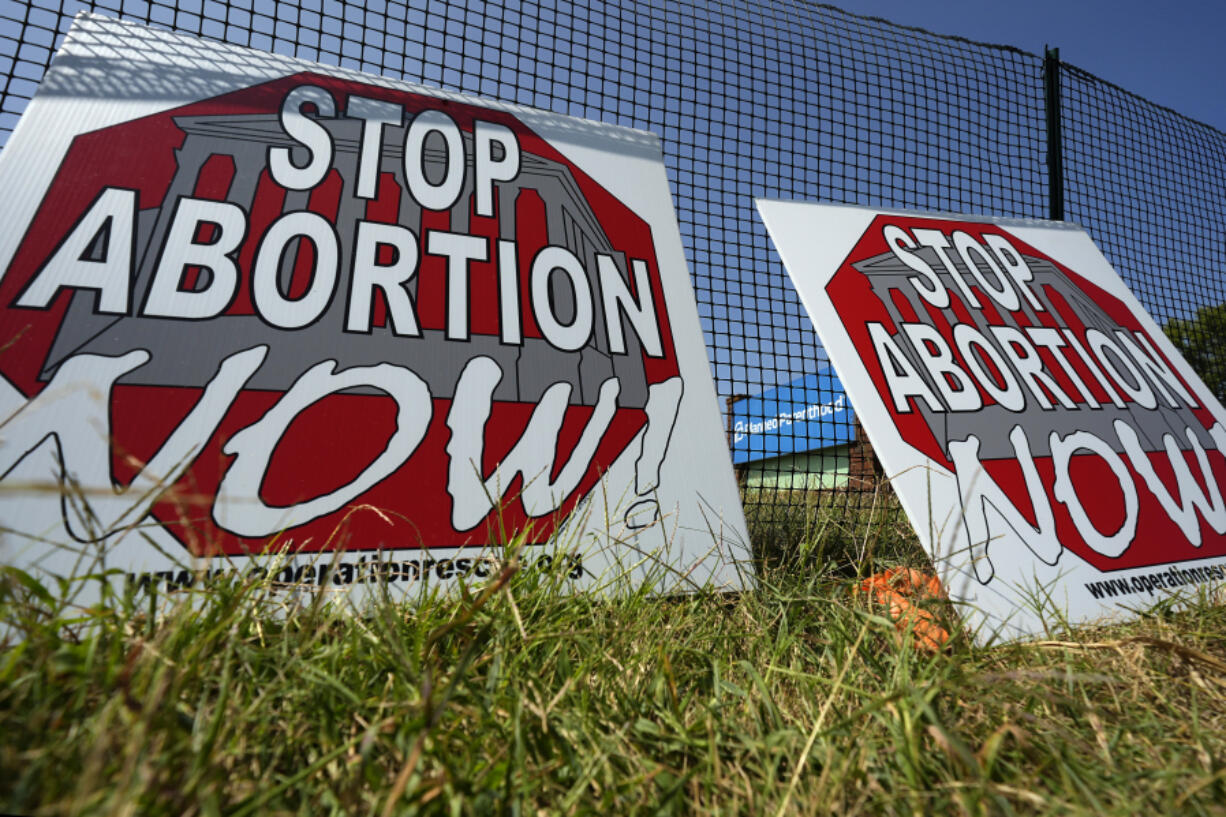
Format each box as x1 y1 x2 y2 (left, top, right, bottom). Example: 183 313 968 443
729 369 876 491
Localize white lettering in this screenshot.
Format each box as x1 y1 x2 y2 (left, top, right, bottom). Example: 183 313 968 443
16 187 136 314
425 230 487 341
269 85 336 191
884 224 948 308
598 255 663 357
953 323 1025 411
446 356 619 530
474 121 520 218
532 246 594 352
913 228 980 308
902 323 982 411
252 211 339 329
1087 328 1156 409
497 239 521 344
989 326 1076 409
1116 420 1226 546
949 426 1061 584
1050 428 1139 557
952 231 1020 311
983 233 1044 311
143 197 246 320
346 221 421 335
346 95 403 200
214 359 432 536
404 109 464 211
1062 328 1126 408
1117 330 1198 409
1024 327 1099 407
869 322 944 413
0 346 266 541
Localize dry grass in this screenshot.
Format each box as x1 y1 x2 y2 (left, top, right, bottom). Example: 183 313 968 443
3 512 1226 816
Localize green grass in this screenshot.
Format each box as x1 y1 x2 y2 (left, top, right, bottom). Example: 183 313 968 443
742 486 926 574
4 512 1226 816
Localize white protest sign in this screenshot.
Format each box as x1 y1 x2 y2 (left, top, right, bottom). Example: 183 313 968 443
0 14 751 601
757 200 1226 642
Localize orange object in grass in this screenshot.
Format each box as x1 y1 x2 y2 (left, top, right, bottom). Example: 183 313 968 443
858 568 950 652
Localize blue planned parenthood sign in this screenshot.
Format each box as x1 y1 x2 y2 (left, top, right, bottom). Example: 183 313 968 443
731 369 855 465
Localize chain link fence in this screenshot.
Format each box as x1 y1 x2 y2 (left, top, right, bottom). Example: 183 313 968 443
2 0 1223 553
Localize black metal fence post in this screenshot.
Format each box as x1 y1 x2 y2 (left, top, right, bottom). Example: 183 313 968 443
1044 46 1065 222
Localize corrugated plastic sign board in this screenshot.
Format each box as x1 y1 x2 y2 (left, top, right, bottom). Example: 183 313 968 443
0 14 752 601
757 199 1226 642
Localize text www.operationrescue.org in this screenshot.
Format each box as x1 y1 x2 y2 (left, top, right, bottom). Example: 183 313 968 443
1085 561 1226 599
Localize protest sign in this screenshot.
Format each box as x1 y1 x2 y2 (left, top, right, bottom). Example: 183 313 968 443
0 15 750 599
758 200 1226 640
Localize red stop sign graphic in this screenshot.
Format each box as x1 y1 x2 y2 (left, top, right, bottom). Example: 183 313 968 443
0 73 681 556
826 214 1226 572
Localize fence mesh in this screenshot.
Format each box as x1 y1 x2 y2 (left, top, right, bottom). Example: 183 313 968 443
1060 63 1226 404
1 0 1223 553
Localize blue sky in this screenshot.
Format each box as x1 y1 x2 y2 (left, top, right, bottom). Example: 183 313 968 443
4 1 1220 133
843 0 1226 133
